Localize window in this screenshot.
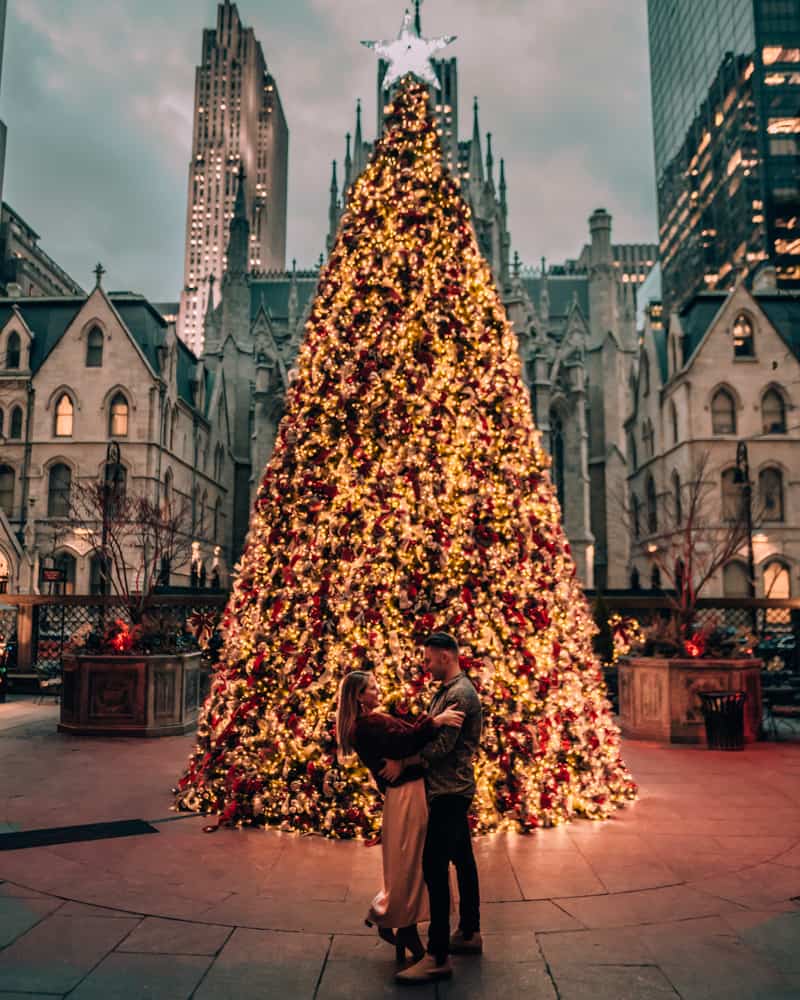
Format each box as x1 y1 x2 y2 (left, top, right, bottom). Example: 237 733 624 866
0 466 13 517
759 467 784 522
550 411 565 510
723 561 750 597
89 553 111 595
762 389 786 434
631 494 641 538
163 470 172 513
646 475 658 533
764 560 791 624
213 498 221 539
670 401 679 444
650 565 661 590
722 469 745 522
732 314 754 357
47 463 72 518
109 393 129 437
628 432 638 472
672 470 682 525
9 406 22 440
104 463 127 518
641 353 650 396
86 327 103 367
711 388 736 435
54 394 74 437
0 409 3 436
5 331 20 369
42 552 76 595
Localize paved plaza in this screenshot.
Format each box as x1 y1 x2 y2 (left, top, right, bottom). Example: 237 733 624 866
0 695 799 999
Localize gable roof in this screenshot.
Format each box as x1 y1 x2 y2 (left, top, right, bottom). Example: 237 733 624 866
0 292 205 412
249 273 318 323
677 291 800 367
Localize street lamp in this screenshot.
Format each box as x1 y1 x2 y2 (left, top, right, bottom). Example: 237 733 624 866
100 441 123 607
733 441 757 626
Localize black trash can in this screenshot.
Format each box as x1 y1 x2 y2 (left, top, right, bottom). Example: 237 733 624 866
699 690 747 751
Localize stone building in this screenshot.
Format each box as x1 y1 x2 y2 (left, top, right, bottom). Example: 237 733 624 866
177 0 289 353
0 274 233 595
0 203 84 298
626 275 800 599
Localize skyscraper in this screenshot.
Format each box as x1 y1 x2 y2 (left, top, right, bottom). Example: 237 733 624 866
178 1 288 353
648 0 800 310
0 0 8 209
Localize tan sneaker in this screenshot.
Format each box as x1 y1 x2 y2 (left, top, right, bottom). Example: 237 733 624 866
449 930 483 954
395 954 453 984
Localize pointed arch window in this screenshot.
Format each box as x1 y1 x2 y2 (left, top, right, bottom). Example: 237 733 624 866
5 331 20 369
0 465 14 517
89 552 111 596
723 561 750 597
47 463 72 518
42 551 76 595
9 406 22 440
641 353 650 396
733 313 754 357
550 411 565 510
711 388 736 435
672 470 683 525
86 327 104 367
722 469 744 522
628 432 638 473
646 475 658 534
762 389 786 434
109 392 129 437
631 494 641 539
759 467 784 522
670 400 679 444
764 560 791 624
54 394 74 437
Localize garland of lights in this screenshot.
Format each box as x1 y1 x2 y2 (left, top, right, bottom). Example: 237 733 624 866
175 78 637 839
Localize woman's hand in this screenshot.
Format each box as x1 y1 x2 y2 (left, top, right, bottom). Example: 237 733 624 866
434 707 465 729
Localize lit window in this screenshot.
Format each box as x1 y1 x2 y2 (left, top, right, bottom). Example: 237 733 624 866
54 394 74 437
109 393 129 437
732 314 754 357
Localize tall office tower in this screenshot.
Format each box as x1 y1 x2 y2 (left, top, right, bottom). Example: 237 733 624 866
178 0 288 353
0 0 8 209
648 0 800 311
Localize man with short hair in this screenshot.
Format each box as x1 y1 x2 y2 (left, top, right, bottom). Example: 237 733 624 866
392 631 483 984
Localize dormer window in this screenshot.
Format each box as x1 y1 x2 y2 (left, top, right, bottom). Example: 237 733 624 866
733 314 754 358
86 327 104 367
6 331 20 369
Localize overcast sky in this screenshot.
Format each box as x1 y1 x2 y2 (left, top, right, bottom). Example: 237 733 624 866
2 0 658 301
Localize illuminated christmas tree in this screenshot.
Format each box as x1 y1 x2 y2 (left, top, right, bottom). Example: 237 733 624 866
176 75 637 838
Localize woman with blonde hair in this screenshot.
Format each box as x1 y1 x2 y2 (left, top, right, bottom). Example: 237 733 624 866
336 669 464 964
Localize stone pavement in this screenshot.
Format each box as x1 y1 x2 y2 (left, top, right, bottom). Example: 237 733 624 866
0 695 799 999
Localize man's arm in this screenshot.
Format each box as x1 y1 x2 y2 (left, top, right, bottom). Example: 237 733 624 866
420 693 467 762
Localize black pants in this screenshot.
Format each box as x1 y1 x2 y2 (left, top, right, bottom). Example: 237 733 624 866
422 794 480 963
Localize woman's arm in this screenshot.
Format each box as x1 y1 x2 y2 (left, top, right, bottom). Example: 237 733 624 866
355 713 438 761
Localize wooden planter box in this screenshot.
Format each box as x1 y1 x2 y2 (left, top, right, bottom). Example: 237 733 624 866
59 651 210 737
618 656 762 744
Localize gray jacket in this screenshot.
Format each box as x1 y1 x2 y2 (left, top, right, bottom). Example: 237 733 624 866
420 673 482 802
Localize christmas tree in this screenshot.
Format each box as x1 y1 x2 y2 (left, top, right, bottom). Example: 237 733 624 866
176 77 637 838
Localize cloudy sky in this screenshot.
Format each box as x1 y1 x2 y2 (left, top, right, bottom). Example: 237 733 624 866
2 0 658 301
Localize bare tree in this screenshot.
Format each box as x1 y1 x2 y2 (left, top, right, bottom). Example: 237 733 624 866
621 451 759 633
69 477 194 623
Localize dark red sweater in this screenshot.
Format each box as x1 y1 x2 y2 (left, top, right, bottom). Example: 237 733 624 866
353 712 437 793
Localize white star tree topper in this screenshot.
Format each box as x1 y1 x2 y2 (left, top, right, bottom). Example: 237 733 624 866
361 8 456 90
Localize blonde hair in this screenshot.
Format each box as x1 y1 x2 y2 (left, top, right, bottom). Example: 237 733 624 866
335 670 372 764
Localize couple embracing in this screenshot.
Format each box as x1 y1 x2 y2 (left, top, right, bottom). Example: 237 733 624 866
336 631 483 985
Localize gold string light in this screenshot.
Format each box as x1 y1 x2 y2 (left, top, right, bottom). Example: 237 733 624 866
175 79 638 839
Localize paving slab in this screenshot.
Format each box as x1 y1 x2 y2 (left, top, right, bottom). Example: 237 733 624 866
554 963 678 1000
192 927 329 999
115 917 232 956
0 895 63 949
0 914 139 993
68 953 211 1000
437 959 557 999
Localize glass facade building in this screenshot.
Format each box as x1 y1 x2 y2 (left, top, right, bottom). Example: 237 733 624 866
648 0 800 310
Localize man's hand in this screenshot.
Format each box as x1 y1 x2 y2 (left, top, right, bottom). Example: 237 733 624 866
379 759 404 783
